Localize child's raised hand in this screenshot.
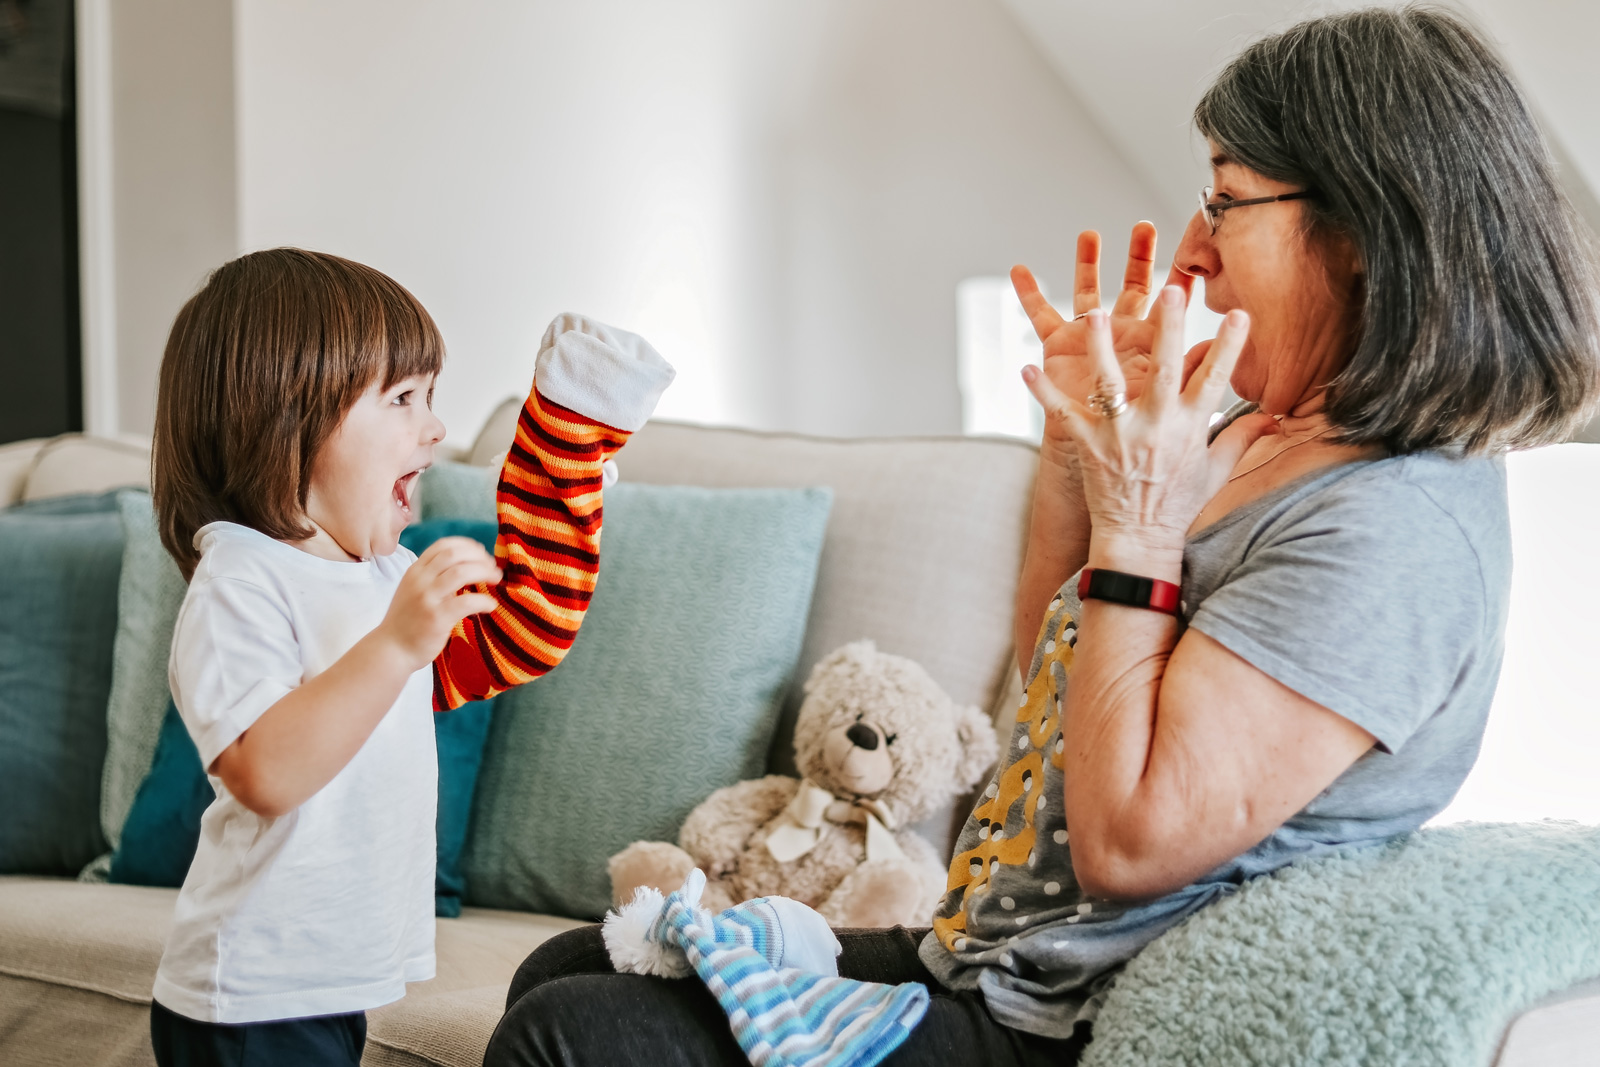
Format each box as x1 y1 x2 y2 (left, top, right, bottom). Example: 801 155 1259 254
379 537 502 670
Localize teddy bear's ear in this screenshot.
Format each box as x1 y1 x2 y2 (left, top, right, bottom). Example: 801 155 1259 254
953 703 1001 790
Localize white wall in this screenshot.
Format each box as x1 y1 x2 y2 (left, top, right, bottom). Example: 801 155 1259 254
727 0 1169 436
1436 445 1600 826
233 0 1163 443
81 0 237 438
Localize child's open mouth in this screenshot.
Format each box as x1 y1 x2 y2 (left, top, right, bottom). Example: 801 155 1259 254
393 469 424 519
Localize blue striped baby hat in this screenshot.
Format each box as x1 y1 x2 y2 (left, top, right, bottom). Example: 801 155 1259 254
603 869 929 1067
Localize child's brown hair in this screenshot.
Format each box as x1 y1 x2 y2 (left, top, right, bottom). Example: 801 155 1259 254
153 248 445 579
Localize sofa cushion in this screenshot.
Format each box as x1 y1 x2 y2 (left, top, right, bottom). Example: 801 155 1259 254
0 493 123 874
98 491 189 861
0 875 583 1067
464 483 832 919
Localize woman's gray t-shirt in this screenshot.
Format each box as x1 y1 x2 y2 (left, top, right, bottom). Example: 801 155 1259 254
918 450 1511 1038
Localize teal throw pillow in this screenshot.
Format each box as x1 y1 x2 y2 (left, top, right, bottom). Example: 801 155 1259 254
97 490 189 862
417 460 496 524
462 482 833 919
399 517 501 917
0 492 123 874
109 699 213 887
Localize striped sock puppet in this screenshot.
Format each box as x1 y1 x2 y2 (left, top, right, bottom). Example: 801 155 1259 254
605 870 930 1067
433 313 675 710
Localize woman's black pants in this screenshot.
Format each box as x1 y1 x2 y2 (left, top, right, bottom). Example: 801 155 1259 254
482 924 1088 1067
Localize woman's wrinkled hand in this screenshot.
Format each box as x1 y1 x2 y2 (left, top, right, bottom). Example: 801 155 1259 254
1021 286 1277 553
1011 223 1211 439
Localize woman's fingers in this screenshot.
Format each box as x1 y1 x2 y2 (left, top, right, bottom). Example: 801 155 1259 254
1021 363 1093 440
1182 339 1212 386
1111 222 1158 317
1160 264 1195 310
1011 265 1068 343
1144 285 1188 405
1073 231 1103 317
1081 309 1126 403
1183 309 1251 410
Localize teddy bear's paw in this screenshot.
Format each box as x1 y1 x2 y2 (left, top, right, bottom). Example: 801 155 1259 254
817 860 932 929
607 840 699 907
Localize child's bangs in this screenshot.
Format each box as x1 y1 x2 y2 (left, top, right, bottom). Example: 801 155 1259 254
373 280 447 391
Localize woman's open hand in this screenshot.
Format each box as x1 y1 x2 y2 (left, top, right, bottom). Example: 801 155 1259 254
1021 287 1276 555
1012 223 1212 441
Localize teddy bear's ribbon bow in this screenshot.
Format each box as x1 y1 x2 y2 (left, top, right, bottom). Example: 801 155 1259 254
765 780 908 865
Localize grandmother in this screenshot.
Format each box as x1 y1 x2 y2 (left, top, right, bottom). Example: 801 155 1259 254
484 8 1599 1066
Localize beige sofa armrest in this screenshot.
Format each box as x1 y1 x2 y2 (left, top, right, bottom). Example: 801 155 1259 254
2 434 154 507
18 435 152 503
0 439 47 507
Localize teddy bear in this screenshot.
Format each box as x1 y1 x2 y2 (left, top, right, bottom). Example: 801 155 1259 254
608 640 999 928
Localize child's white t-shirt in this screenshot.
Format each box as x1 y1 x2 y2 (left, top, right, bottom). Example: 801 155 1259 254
151 522 437 1024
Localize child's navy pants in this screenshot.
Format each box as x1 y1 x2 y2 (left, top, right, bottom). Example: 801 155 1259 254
150 1000 365 1067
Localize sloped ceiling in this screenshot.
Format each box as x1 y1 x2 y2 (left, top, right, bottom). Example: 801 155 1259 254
1001 0 1600 238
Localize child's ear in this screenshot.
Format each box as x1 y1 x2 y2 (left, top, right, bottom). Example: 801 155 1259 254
954 704 1000 789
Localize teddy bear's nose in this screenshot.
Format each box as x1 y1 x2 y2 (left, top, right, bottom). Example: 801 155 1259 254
846 723 880 751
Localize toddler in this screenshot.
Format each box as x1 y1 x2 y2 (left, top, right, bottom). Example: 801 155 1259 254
145 248 672 1065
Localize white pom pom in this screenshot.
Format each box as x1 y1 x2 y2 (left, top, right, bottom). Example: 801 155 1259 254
603 885 693 979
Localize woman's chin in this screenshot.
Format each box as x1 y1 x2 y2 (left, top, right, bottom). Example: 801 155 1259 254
1229 362 1297 416
1229 370 1267 410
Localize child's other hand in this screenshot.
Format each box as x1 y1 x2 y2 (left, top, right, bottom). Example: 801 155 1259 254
380 537 502 670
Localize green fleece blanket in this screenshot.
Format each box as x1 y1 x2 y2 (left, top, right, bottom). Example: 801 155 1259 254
1084 822 1600 1067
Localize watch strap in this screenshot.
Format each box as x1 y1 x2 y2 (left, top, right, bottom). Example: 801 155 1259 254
1077 568 1181 615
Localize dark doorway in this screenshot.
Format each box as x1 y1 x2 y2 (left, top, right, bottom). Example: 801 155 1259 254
0 0 80 445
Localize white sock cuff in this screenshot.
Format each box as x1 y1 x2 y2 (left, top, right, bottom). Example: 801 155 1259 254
534 313 676 432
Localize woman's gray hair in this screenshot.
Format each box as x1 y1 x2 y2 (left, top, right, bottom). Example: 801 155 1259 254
1195 5 1600 453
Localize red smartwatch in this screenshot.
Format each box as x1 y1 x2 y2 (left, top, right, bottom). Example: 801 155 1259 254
1077 568 1181 615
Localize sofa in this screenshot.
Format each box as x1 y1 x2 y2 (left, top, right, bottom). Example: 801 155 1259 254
0 409 1038 1067
0 411 1595 1067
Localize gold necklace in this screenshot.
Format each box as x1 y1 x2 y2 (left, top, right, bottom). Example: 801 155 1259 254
1227 424 1335 483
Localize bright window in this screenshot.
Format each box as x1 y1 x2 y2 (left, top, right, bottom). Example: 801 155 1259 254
956 274 1226 439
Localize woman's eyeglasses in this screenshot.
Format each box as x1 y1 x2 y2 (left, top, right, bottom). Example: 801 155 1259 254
1197 186 1316 235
